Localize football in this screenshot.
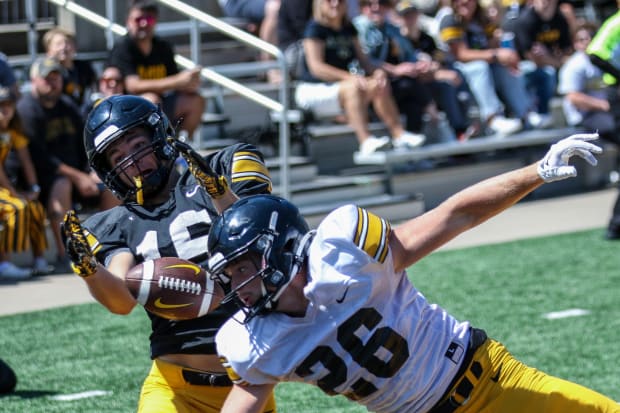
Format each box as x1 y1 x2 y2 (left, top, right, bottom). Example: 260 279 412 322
125 257 225 320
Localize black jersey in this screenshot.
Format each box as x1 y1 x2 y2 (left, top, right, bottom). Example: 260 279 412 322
62 60 96 106
503 6 571 58
108 35 178 81
300 19 358 82
82 144 271 358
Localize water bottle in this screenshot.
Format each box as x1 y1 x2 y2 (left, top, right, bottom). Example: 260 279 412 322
500 32 516 50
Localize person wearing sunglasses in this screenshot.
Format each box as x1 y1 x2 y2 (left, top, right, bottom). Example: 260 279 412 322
108 0 205 141
81 65 126 120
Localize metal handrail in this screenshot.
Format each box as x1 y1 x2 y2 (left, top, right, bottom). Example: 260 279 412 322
40 0 292 199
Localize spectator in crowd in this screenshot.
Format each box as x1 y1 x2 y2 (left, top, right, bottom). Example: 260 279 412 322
558 23 615 139
277 0 313 80
218 0 282 83
43 27 97 107
402 4 481 143
354 0 449 139
0 86 51 279
109 0 205 140
81 65 125 120
205 134 619 413
16 57 117 270
61 95 277 412
439 0 529 136
503 0 573 129
296 0 426 156
586 1 620 240
396 0 476 141
501 0 579 31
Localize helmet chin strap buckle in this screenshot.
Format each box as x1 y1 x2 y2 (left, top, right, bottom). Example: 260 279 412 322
134 176 144 205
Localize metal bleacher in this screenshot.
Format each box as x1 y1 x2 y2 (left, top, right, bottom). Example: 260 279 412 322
4 0 618 225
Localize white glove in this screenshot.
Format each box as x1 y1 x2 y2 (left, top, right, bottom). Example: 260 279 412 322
537 133 602 183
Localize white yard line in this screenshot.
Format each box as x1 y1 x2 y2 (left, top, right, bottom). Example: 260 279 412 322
50 390 112 401
542 308 591 320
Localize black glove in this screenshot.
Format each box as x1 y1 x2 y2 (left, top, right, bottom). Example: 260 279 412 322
167 138 229 199
61 210 98 278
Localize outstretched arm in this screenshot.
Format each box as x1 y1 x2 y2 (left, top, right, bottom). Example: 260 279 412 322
390 133 602 273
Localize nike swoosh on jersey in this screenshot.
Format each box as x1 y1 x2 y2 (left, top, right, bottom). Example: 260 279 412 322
185 185 200 198
336 286 350 303
154 297 193 309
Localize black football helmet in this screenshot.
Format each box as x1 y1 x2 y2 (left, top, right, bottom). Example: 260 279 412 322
83 95 178 203
207 194 314 323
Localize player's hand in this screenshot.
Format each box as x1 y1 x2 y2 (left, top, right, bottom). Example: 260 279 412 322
61 210 98 278
538 133 602 182
167 137 229 198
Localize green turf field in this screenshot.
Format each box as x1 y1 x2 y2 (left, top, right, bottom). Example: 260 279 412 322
1 229 618 412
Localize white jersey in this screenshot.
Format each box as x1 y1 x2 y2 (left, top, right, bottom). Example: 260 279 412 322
216 205 471 413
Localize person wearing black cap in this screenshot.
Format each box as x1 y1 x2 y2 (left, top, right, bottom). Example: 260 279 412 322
16 57 118 272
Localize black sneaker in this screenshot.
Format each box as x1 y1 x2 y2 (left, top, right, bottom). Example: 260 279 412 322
606 228 620 240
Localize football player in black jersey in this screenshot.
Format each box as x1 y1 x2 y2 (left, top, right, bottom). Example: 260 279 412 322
61 95 277 412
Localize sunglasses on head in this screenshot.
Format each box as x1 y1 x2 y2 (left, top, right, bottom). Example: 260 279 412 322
134 15 156 25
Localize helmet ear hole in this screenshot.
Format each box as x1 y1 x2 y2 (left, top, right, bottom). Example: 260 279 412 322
157 141 177 160
256 234 272 252
264 268 286 290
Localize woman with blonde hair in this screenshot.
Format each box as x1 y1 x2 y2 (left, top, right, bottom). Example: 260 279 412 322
295 0 426 155
43 27 97 106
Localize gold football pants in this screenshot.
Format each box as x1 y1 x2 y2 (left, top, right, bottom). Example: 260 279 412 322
137 358 277 413
445 339 619 412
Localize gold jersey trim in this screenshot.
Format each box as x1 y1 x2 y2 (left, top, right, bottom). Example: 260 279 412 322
353 207 390 264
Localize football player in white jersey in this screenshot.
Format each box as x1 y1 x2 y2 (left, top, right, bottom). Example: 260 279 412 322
207 133 620 413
